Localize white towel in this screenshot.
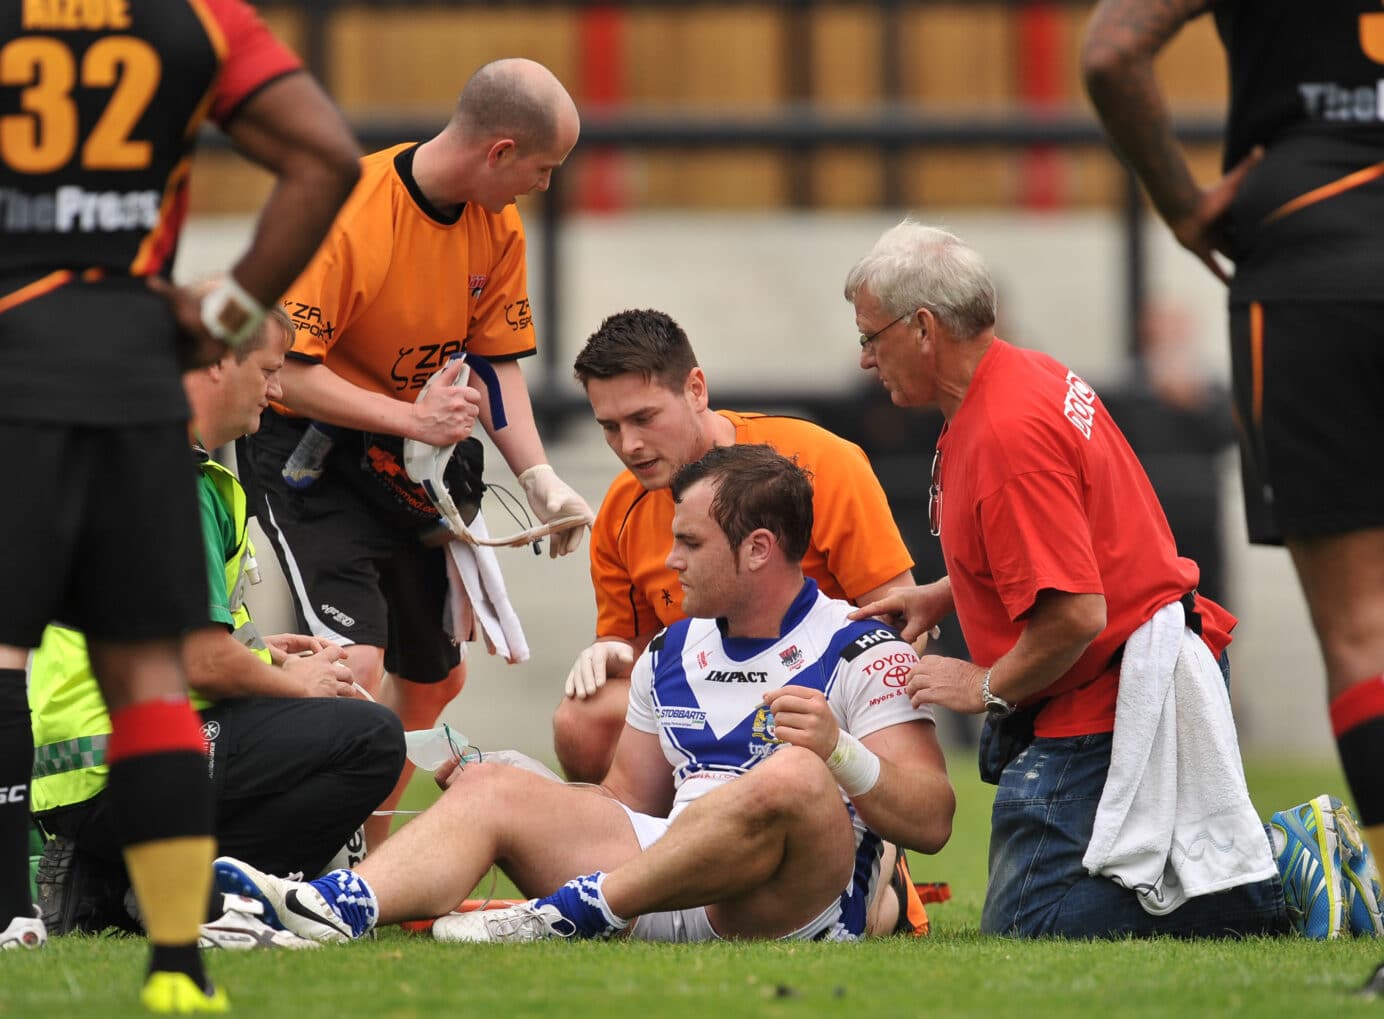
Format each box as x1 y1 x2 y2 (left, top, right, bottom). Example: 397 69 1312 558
1082 599 1276 914
442 512 529 665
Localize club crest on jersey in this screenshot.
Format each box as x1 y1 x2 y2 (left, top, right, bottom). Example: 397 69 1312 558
749 706 783 758
779 645 804 671
751 706 782 744
469 274 488 297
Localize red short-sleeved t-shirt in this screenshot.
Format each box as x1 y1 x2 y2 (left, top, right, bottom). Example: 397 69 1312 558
937 340 1234 737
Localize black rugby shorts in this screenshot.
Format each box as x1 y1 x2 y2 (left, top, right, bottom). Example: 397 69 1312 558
0 421 207 647
1229 299 1384 544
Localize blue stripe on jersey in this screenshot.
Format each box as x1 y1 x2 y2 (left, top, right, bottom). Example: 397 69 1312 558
831 826 885 939
647 623 698 773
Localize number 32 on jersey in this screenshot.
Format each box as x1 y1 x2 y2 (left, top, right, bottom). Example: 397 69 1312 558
1 30 158 175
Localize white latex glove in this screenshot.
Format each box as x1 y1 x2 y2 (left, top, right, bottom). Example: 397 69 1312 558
517 463 595 558
565 640 635 699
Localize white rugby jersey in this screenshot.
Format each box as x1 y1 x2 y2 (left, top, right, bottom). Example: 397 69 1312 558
626 579 933 815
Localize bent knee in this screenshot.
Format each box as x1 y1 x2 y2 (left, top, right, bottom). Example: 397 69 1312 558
342 645 386 690
744 745 838 813
441 759 540 807
553 692 624 782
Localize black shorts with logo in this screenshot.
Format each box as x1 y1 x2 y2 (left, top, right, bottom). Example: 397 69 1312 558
36 693 405 930
0 421 207 647
1229 299 1384 544
238 410 461 684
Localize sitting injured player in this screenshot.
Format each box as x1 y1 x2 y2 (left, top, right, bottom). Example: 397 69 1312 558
213 443 955 942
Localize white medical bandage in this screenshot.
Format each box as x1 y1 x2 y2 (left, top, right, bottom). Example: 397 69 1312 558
825 730 881 797
200 276 266 348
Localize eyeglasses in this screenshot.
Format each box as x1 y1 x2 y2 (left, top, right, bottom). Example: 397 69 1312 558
928 448 942 538
859 311 910 351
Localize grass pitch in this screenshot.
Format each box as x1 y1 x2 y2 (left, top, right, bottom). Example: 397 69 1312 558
3 754 1381 1019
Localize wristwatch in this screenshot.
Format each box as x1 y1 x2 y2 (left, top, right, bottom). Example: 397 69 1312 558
981 669 1016 718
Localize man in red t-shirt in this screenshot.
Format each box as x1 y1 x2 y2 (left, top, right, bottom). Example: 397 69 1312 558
844 222 1378 940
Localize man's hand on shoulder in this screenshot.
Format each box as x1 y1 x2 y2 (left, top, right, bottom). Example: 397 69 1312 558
905 656 986 714
565 639 635 699
849 578 952 646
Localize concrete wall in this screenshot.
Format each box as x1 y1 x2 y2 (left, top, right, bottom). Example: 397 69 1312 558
180 211 1329 764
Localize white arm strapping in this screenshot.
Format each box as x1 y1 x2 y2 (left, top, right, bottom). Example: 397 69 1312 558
825 729 881 797
200 276 266 349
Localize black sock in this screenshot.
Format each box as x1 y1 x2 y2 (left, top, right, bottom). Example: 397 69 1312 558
148 944 209 992
0 669 35 922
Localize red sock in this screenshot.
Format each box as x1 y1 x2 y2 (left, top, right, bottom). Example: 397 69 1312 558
1330 676 1384 829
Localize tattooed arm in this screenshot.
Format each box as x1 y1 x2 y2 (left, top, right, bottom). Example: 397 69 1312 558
1081 0 1258 282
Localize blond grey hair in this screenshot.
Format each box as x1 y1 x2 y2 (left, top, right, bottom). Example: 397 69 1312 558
844 221 997 340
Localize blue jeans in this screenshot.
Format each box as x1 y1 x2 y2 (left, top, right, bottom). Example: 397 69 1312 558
980 732 1291 938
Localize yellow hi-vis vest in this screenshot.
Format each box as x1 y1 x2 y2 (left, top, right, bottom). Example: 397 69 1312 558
29 458 270 813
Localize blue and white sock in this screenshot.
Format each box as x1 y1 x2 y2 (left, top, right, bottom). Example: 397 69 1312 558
534 871 628 939
309 869 378 938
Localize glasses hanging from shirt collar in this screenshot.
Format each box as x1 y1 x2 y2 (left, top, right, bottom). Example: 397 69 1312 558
928 448 942 538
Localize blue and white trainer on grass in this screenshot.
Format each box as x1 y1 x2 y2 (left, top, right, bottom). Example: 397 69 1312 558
1269 794 1347 939
1329 797 1384 937
213 856 375 944
433 901 576 943
198 894 319 950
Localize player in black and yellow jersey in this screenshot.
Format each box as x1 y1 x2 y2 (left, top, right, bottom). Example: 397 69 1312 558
0 1 360 1010
1084 0 1384 944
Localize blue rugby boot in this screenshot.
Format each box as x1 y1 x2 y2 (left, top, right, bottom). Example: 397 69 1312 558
1269 794 1346 939
1329 797 1384 937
